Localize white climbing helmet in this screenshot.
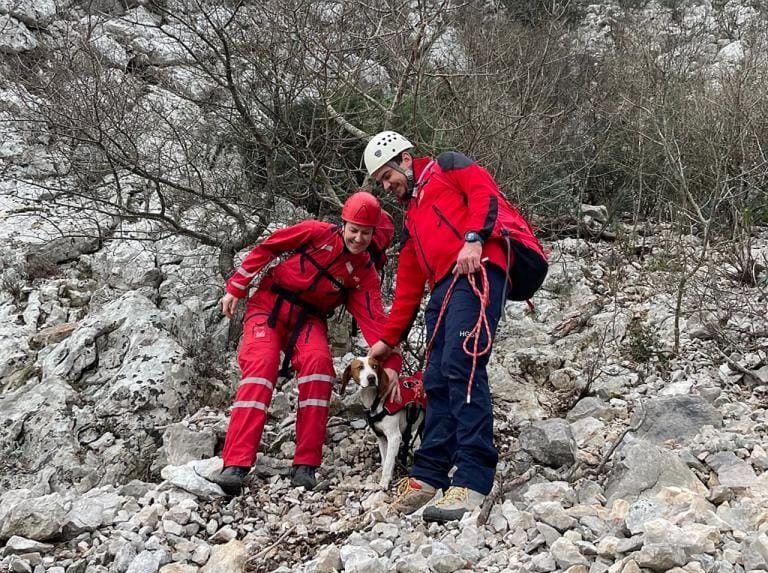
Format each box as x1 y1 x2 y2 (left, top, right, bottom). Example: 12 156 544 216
364 131 413 176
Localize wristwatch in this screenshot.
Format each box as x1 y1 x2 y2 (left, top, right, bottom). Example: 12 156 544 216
464 231 484 244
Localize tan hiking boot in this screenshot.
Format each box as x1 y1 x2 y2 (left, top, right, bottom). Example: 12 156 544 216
390 477 437 515
422 486 485 523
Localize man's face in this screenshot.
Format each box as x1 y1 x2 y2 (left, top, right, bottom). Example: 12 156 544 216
343 223 374 254
373 153 412 202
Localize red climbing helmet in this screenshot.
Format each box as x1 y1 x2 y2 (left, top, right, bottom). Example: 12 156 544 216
342 191 381 227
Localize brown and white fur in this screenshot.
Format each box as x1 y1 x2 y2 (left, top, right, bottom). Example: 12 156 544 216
340 356 424 488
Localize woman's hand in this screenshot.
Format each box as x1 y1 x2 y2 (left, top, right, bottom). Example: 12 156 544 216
221 292 238 319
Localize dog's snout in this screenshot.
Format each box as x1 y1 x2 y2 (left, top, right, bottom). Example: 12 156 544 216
367 374 377 385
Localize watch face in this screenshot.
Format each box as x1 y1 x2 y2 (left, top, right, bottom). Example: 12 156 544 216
465 232 480 242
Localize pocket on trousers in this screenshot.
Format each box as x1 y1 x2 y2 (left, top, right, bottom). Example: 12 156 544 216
246 314 272 343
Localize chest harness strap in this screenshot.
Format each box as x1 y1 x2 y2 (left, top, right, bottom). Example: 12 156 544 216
267 235 347 379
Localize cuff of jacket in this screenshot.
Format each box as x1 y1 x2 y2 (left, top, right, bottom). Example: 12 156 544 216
225 281 249 298
380 329 402 349
382 352 403 373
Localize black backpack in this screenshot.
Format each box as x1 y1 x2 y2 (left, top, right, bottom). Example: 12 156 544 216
501 232 549 302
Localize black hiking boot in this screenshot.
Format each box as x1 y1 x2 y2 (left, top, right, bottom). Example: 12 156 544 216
214 466 250 496
290 465 317 490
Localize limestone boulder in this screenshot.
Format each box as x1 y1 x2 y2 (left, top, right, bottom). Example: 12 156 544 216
0 14 37 54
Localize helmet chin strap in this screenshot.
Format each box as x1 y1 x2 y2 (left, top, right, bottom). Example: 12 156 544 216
385 161 415 197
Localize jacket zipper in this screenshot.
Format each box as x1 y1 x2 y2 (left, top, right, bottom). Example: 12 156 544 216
410 224 435 278
432 205 462 239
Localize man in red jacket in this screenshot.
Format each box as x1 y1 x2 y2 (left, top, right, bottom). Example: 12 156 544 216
215 191 402 495
364 131 546 522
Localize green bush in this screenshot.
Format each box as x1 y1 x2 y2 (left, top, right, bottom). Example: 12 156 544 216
626 318 659 363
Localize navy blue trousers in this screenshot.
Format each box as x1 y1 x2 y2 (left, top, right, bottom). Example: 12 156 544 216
411 265 505 495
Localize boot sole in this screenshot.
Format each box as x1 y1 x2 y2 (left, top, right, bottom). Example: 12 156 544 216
422 507 468 523
214 480 244 496
291 479 317 490
391 493 436 515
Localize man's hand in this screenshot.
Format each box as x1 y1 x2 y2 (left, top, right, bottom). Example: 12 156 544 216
369 340 393 361
455 241 483 275
383 368 402 403
221 292 239 319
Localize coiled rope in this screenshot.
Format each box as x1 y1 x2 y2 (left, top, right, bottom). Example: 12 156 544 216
424 264 493 403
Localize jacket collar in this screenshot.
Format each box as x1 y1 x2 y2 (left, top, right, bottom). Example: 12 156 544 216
412 156 433 181
411 156 437 202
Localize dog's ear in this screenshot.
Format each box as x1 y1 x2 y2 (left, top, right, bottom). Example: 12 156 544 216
375 361 390 401
339 364 353 396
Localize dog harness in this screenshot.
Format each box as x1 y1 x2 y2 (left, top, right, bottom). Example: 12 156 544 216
382 373 427 414
365 373 427 467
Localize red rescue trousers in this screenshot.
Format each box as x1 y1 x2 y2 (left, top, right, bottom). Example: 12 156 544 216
221 287 336 468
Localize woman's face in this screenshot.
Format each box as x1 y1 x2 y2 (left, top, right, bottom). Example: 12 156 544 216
343 223 374 254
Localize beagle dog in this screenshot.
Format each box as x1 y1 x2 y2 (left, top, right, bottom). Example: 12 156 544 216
341 357 426 488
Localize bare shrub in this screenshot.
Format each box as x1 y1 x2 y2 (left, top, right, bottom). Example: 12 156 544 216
24 253 59 281
0 275 23 303
2 0 767 301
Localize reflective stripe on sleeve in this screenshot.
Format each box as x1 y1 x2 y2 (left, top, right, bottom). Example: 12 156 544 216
237 266 259 278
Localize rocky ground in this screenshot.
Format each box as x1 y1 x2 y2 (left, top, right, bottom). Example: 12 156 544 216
2 199 768 573
2 1 768 572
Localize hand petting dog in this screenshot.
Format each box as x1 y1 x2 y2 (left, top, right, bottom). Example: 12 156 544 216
368 340 392 361
370 343 401 403
383 368 401 403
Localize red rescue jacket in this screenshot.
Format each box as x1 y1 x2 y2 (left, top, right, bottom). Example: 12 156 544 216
381 153 546 346
226 220 401 370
